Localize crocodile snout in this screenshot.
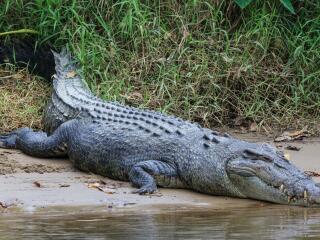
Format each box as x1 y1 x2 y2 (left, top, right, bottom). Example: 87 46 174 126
226 143 320 207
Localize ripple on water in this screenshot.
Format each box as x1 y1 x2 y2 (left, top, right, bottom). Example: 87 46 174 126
0 205 320 239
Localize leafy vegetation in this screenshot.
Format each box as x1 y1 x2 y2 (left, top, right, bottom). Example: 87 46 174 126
234 0 295 13
0 0 319 133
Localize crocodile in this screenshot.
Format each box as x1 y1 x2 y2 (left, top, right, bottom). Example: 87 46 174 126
1 40 320 207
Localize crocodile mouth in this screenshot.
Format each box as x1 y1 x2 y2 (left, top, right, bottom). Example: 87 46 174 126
226 156 320 206
256 178 309 204
228 165 305 200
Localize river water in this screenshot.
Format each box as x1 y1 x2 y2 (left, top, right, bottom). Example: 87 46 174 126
0 205 320 239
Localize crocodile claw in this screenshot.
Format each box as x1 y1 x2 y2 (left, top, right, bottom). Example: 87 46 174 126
0 132 18 148
132 184 157 195
0 128 32 149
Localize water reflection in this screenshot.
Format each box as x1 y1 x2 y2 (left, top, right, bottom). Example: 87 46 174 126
0 205 320 239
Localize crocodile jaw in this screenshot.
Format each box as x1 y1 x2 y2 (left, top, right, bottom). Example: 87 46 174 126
226 143 320 207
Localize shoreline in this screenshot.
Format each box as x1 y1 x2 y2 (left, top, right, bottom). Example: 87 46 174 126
0 137 319 213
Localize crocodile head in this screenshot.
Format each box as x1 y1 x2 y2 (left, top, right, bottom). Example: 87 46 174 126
226 142 320 207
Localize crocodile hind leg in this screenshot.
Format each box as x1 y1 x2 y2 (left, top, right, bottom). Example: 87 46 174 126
0 128 31 149
0 120 75 158
129 160 183 194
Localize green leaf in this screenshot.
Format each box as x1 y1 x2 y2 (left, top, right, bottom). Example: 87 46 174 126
234 0 255 9
280 0 295 14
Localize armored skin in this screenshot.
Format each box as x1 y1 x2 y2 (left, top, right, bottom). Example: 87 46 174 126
1 43 320 207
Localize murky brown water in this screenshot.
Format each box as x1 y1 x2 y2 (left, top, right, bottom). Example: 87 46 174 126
0 205 320 239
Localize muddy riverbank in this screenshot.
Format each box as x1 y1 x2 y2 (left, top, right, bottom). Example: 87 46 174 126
0 135 319 212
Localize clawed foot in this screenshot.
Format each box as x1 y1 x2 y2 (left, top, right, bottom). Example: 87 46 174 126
132 184 157 195
0 128 32 149
0 132 18 148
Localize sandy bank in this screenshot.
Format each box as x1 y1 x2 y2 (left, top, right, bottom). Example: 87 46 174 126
0 136 319 212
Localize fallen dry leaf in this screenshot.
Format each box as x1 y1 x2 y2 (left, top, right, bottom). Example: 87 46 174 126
0 202 8 208
284 153 290 160
99 179 107 185
125 91 144 104
304 171 320 177
102 188 116 194
66 70 77 78
0 199 18 209
87 182 102 189
274 127 310 142
123 202 136 206
249 122 258 132
151 192 163 197
33 181 42 188
87 181 116 194
285 145 302 151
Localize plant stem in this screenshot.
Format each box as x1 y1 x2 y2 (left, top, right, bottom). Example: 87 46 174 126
0 29 38 37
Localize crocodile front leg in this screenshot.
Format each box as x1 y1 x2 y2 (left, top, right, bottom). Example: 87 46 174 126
129 160 182 194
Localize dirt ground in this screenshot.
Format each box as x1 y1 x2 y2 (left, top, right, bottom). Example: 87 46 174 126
0 134 319 212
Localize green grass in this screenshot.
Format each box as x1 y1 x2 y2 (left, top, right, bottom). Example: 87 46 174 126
0 0 320 133
0 66 50 132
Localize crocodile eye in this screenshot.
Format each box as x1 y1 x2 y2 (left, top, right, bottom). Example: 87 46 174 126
243 149 273 162
276 150 290 163
276 150 285 157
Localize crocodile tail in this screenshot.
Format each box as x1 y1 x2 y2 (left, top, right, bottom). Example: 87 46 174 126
51 48 77 78
51 48 91 95
43 47 93 133
0 38 55 81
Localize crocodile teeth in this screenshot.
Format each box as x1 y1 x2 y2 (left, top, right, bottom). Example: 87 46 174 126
279 184 284 192
304 190 308 200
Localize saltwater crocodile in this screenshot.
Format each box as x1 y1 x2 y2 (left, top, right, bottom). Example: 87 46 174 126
1 39 320 207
